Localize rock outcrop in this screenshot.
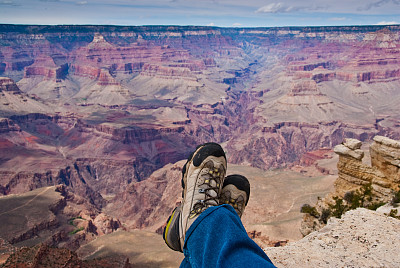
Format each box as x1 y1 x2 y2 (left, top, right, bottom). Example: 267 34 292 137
2 243 132 268
268 208 400 267
0 77 21 93
300 136 400 236
333 136 399 201
24 56 68 80
104 160 183 232
0 186 63 244
370 135 400 185
0 185 123 253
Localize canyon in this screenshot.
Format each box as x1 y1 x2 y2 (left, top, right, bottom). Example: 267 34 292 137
1 24 400 266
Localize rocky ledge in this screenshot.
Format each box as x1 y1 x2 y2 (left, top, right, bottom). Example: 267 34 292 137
0 77 21 93
268 208 400 267
333 136 399 201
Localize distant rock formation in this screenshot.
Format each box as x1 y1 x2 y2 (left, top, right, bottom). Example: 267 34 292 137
1 24 400 171
300 136 400 236
104 160 184 232
0 185 122 253
0 77 21 93
268 208 400 267
24 56 68 81
2 243 131 268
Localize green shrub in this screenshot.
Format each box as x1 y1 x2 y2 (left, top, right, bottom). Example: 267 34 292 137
391 186 400 205
367 202 386 211
68 218 75 226
320 209 331 224
300 204 319 217
303 183 399 225
387 209 400 220
329 196 347 218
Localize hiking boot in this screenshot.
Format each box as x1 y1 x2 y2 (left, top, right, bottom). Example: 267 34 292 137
163 142 226 252
163 206 182 251
220 174 250 218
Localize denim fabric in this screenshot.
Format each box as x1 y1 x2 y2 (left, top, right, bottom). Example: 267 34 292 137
180 204 276 268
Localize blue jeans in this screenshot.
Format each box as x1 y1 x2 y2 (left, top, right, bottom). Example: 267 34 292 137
180 204 276 268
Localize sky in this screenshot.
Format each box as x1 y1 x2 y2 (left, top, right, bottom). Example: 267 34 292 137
0 0 399 27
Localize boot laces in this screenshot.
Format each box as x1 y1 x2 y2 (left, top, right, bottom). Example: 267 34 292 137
221 193 245 217
189 163 222 218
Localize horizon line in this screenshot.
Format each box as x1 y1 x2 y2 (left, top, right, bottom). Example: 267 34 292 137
0 23 400 29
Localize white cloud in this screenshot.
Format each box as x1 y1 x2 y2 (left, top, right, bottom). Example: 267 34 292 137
330 17 347 21
232 22 242 26
255 2 305 13
256 3 287 13
76 1 88 5
358 0 400 11
376 20 399 25
207 22 215 26
0 0 19 6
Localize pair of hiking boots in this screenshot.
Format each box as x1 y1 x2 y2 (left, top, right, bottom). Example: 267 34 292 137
163 143 250 252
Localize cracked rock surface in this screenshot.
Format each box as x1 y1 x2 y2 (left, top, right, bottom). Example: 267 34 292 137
266 208 400 268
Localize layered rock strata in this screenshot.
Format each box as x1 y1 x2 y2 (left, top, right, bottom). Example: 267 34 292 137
333 136 399 200
300 136 400 236
104 160 183 232
1 25 400 250
2 243 132 267
0 77 21 93
0 185 122 252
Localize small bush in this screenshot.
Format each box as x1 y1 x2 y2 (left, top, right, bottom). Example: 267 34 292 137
300 204 319 218
304 183 400 225
343 191 354 203
391 186 400 205
320 209 331 224
388 209 400 220
367 202 386 211
329 196 347 218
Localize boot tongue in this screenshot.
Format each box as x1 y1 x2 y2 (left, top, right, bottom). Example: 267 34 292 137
207 200 218 206
208 189 217 198
206 188 218 206
203 176 219 204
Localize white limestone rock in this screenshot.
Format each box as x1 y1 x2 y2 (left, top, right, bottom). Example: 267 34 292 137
343 138 362 150
266 208 400 268
376 203 400 217
374 135 400 149
334 144 364 160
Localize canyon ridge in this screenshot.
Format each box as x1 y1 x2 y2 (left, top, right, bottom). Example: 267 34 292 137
0 24 400 266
